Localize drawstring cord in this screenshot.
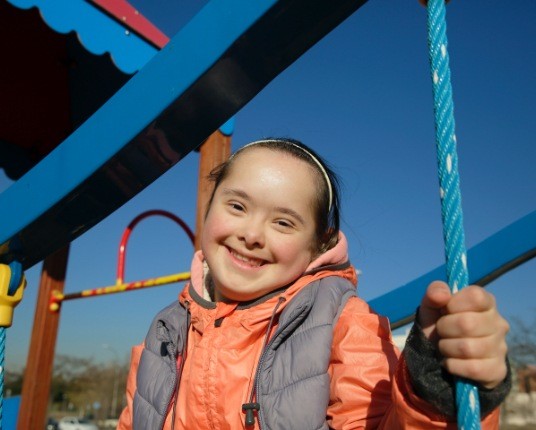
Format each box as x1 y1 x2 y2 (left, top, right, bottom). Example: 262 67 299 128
171 300 191 430
242 296 286 428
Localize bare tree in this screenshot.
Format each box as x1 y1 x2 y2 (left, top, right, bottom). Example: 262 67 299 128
48 354 128 418
508 314 536 367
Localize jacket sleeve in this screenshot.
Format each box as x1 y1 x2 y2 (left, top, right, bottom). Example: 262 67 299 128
327 296 399 429
327 297 501 429
117 344 144 430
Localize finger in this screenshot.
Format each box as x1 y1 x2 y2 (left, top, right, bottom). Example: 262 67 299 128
419 281 452 341
441 357 508 390
436 310 509 339
438 335 508 360
421 281 452 311
445 285 495 314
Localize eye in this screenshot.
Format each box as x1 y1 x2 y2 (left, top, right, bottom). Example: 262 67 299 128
228 201 245 212
274 219 295 230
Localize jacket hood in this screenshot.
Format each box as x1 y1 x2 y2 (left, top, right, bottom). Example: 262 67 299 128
305 231 349 272
188 231 354 299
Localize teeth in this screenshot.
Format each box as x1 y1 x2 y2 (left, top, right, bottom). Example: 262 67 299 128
231 250 263 267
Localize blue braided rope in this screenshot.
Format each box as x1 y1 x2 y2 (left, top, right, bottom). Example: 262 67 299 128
425 1 481 429
0 261 23 427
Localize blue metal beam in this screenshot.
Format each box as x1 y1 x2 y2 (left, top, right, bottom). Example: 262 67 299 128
0 0 368 269
369 210 536 328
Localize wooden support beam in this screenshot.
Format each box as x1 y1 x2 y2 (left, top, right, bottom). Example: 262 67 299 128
194 131 232 251
17 245 70 430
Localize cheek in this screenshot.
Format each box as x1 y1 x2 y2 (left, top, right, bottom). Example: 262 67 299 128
202 210 232 247
201 211 218 250
275 237 314 265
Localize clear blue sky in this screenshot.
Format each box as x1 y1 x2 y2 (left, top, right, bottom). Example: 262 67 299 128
2 0 535 370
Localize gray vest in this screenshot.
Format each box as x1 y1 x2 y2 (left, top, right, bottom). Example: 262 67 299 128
133 275 356 430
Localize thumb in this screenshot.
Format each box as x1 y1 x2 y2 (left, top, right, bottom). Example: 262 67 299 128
418 281 452 341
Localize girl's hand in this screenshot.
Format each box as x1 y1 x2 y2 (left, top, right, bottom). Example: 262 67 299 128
418 281 509 389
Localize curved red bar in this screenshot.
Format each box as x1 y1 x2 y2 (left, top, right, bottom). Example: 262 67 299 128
117 210 195 284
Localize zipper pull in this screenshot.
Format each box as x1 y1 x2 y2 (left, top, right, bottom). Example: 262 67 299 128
242 402 260 427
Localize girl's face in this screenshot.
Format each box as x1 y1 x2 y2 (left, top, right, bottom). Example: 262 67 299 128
201 148 319 301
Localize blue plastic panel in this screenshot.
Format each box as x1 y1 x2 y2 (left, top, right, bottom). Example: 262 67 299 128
7 0 158 73
3 396 20 430
0 0 368 268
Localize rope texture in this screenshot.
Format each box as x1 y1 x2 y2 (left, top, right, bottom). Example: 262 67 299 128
0 261 23 427
425 1 481 429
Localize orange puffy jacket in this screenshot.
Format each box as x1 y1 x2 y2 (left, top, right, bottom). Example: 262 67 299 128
118 234 500 429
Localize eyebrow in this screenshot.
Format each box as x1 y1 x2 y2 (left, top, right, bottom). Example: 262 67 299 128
221 188 251 201
220 188 306 226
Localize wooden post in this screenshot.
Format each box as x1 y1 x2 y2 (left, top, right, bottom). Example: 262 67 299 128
194 130 232 250
18 245 70 430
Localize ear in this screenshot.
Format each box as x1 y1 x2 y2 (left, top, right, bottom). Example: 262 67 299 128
323 228 338 249
313 230 336 257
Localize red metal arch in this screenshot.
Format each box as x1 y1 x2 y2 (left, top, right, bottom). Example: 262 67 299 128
117 209 195 285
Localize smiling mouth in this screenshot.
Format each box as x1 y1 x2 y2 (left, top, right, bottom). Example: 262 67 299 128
229 248 266 268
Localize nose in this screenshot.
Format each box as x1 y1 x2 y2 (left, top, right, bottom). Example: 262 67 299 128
238 218 265 249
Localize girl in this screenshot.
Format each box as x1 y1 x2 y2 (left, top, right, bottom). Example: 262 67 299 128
118 138 510 429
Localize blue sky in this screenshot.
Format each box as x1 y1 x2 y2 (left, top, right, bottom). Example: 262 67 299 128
2 0 535 370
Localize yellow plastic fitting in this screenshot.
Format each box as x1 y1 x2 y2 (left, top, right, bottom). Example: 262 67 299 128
49 289 65 313
0 264 26 327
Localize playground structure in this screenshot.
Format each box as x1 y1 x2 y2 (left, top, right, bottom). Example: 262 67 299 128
0 0 534 429
48 209 195 311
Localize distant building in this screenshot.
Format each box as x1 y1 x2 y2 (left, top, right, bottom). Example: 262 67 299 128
517 364 536 393
501 363 536 427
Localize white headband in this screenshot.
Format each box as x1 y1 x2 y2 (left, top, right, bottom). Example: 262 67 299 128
237 139 333 210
